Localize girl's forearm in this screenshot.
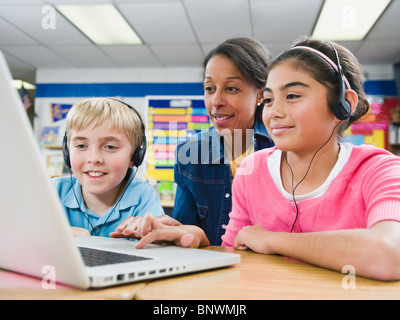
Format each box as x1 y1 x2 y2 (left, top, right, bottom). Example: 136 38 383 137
269 228 400 281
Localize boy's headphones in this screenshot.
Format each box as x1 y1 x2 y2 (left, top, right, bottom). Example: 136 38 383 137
62 98 147 169
291 44 352 121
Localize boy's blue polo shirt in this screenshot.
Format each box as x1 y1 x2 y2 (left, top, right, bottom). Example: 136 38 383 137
52 170 164 237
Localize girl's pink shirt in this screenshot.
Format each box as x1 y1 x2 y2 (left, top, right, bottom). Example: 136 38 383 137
221 145 400 247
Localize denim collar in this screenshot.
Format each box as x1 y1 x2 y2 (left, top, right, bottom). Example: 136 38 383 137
253 115 271 141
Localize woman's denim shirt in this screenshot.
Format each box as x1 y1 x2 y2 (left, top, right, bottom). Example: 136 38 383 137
173 117 274 245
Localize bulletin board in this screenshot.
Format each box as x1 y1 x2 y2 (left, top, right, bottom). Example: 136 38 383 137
342 97 398 149
145 96 210 182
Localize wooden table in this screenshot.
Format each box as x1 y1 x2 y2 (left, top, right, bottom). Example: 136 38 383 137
135 246 400 300
1 246 400 300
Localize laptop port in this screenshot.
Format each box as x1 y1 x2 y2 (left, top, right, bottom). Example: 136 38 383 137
117 274 125 281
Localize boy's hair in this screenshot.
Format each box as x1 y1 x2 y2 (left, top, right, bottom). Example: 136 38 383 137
267 36 369 135
65 98 144 156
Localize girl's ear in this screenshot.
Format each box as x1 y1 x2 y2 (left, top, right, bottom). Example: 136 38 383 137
129 160 135 169
345 89 359 114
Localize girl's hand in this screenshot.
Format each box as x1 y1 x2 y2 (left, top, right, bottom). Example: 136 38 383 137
233 225 276 254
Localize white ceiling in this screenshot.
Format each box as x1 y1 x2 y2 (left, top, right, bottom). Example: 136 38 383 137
1 0 400 85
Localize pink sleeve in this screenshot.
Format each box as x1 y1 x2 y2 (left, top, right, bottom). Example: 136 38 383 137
363 155 400 228
221 164 252 247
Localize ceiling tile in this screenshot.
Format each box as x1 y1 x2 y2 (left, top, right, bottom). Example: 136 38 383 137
119 2 197 44
184 0 252 43
251 0 323 42
2 51 34 70
50 45 119 68
0 0 45 4
3 45 73 68
100 45 163 67
0 17 37 46
114 0 178 3
356 39 400 64
2 51 36 82
46 0 111 4
150 43 204 67
364 0 400 40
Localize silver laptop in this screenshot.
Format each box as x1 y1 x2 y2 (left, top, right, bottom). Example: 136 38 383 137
0 52 240 289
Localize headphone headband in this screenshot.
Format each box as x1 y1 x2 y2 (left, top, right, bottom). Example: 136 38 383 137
290 45 352 91
289 44 352 120
107 98 145 135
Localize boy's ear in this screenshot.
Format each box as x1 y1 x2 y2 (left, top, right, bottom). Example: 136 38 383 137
129 160 135 168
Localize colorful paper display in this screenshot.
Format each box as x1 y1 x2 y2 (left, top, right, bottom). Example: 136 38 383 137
146 97 210 182
342 97 398 150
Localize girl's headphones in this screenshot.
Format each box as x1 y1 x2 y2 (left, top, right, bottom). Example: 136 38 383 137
290 44 352 121
62 98 147 169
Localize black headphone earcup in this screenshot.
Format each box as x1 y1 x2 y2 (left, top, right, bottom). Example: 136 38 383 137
131 136 147 167
62 134 71 168
333 97 351 120
333 72 351 121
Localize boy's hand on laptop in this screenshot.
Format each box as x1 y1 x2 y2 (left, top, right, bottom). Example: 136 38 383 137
71 227 91 237
110 213 210 249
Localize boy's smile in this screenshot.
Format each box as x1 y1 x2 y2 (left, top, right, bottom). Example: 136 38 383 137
84 170 108 182
86 171 106 177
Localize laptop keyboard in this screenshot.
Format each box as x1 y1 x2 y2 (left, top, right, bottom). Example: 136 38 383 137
79 247 152 267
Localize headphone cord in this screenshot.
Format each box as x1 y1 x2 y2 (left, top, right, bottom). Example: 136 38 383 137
284 121 342 232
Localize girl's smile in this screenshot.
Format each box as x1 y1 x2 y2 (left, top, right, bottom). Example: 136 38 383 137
269 123 294 136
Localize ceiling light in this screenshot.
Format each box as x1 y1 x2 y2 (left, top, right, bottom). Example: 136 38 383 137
57 4 142 45
12 80 36 90
312 0 392 41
